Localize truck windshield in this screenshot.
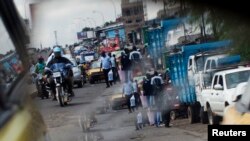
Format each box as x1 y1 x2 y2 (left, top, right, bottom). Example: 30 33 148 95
226 70 250 89
195 56 208 72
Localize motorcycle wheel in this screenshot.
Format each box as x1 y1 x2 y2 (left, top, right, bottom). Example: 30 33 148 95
57 87 65 107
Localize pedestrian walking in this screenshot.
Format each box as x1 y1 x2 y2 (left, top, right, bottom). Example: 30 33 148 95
110 54 118 84
143 74 154 108
120 49 132 82
132 79 140 110
122 80 134 113
151 71 164 127
162 83 174 128
100 51 112 88
129 46 142 74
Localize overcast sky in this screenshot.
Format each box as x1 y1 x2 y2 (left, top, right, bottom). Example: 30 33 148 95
13 0 163 48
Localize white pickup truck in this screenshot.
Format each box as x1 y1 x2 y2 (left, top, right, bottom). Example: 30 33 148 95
200 67 250 124
188 54 241 97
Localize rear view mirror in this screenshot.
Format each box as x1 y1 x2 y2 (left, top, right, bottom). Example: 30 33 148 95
214 84 223 90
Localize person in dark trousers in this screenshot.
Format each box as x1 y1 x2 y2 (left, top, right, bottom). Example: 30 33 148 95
162 84 173 128
129 46 142 73
143 74 153 107
120 48 132 82
100 51 111 88
151 71 164 127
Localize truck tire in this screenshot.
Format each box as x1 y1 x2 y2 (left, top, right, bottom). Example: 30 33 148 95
200 107 208 124
187 106 195 124
207 106 218 125
194 103 201 122
57 87 64 107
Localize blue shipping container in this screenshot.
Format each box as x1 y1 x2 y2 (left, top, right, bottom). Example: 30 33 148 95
168 40 231 104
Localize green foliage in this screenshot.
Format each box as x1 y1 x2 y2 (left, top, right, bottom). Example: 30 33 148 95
186 1 250 61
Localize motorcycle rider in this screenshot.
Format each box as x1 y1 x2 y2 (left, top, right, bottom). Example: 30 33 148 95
35 56 46 97
81 62 88 83
46 47 74 100
35 56 46 74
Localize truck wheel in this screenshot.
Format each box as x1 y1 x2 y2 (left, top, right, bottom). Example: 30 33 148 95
207 106 215 125
187 106 195 124
200 107 208 124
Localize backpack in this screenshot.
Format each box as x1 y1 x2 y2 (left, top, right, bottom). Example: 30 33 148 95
131 52 140 62
154 78 162 90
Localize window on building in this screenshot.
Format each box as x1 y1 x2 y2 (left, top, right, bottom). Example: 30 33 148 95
134 7 139 15
127 20 132 24
136 19 142 23
124 9 131 16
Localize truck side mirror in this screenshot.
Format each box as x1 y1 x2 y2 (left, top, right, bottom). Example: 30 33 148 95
214 84 223 90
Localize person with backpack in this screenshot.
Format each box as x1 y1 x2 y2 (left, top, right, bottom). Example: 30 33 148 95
129 46 142 63
151 71 164 127
129 46 142 75
143 73 154 107
120 49 132 82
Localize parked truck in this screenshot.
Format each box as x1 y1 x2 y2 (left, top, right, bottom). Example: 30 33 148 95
167 40 231 124
187 52 241 95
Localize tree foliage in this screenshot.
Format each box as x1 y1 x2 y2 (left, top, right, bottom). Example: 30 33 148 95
186 1 250 61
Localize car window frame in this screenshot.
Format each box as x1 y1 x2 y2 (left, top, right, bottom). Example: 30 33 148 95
0 0 33 130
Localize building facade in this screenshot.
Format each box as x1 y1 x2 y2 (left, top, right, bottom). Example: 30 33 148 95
121 0 146 45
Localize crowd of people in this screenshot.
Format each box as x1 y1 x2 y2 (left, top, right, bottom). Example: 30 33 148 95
112 45 173 130
29 44 173 130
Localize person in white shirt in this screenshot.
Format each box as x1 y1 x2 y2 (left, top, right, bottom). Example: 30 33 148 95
109 53 118 84
123 80 134 113
100 51 111 88
132 79 140 109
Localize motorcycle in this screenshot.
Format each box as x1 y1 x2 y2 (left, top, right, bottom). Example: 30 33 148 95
51 67 72 107
37 73 49 99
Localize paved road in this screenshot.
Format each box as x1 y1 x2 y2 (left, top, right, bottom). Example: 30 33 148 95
35 82 208 141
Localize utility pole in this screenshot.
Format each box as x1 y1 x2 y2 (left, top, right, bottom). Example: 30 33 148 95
54 30 58 45
40 42 43 49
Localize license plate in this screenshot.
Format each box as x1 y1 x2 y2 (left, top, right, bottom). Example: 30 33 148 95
53 72 61 77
